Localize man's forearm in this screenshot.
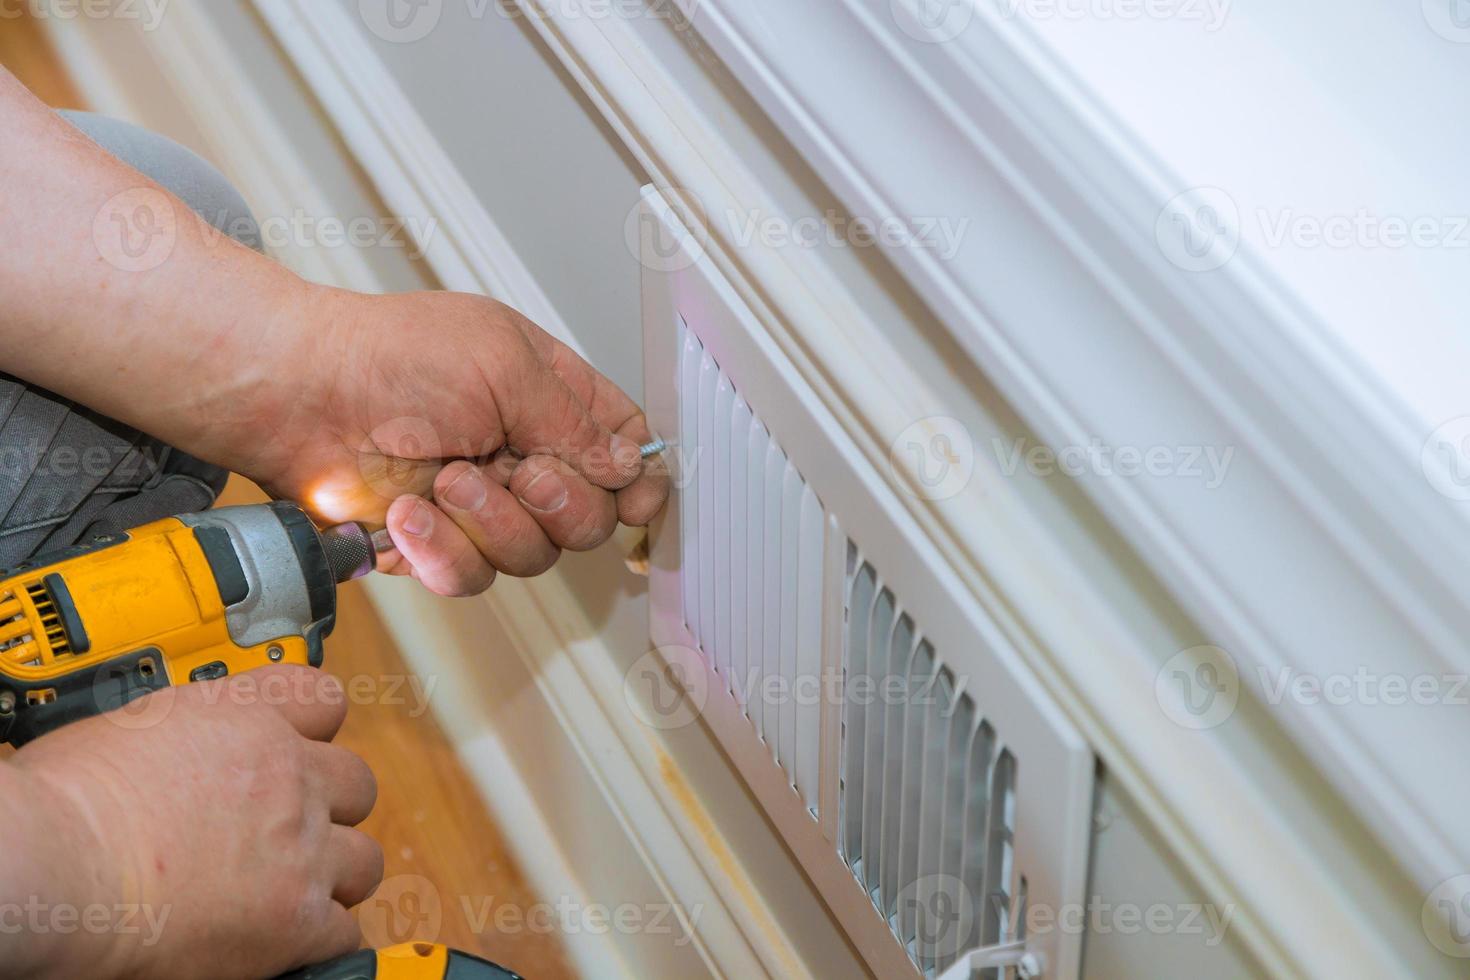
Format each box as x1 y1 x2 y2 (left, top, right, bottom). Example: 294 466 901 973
0 67 317 463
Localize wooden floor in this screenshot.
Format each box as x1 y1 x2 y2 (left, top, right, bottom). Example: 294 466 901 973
2 17 572 979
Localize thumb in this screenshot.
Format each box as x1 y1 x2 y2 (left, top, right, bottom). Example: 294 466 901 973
505 366 642 491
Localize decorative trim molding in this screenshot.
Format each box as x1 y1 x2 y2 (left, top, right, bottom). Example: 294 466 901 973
684 0 1470 900
486 3 1448 976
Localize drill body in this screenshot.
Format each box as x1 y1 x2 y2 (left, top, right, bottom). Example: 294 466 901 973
0 502 373 746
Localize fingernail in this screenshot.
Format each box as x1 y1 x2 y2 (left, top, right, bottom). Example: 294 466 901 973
519 470 568 512
610 433 642 470
442 467 488 511
403 499 434 538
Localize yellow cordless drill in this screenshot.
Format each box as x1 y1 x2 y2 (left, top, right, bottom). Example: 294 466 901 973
0 501 377 746
0 504 526 979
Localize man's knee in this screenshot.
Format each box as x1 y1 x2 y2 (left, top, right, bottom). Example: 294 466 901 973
59 110 262 252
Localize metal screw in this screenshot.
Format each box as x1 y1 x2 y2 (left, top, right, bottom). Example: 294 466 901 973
1018 952 1044 979
0 691 13 714
267 646 284 662
640 439 667 459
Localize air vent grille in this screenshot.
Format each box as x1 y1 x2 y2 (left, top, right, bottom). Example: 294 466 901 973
643 189 1091 979
840 547 1018 977
678 319 826 814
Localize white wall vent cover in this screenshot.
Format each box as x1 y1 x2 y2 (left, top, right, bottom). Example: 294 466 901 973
640 188 1093 978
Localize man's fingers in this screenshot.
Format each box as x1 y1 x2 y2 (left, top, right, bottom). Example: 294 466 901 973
302 902 364 968
506 367 642 492
545 336 643 431
610 416 670 527
541 340 668 525
386 494 498 597
433 460 561 577
508 455 618 552
309 741 378 827
229 665 347 742
325 826 384 908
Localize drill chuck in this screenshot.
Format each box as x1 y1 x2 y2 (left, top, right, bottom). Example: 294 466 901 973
320 522 376 584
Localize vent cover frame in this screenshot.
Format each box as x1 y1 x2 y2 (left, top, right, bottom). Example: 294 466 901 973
639 187 1093 978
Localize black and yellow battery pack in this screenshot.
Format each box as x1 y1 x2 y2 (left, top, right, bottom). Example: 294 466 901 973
278 942 522 979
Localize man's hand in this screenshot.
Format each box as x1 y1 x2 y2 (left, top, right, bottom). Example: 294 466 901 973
0 665 381 980
230 289 669 597
0 73 668 599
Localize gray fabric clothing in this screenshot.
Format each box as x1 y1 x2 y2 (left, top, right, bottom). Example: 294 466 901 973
0 112 257 565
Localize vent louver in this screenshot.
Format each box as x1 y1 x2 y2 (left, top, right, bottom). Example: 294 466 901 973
678 320 826 813
840 548 1019 977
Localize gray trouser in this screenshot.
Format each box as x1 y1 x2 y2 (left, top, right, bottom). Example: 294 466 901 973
0 112 257 566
